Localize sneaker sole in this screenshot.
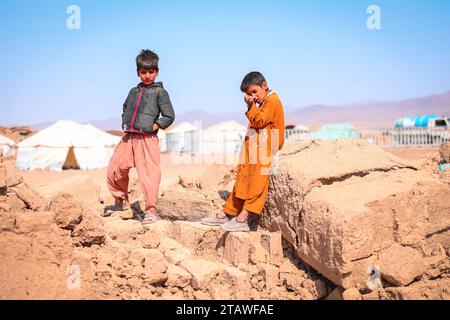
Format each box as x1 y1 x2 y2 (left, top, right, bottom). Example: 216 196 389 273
200 221 227 226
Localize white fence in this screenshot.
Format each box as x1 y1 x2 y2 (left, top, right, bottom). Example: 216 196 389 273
285 128 450 147
164 127 450 154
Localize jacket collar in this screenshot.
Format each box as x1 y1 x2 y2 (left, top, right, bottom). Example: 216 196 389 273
137 81 164 89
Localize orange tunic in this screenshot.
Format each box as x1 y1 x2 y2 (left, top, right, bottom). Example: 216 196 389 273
224 91 285 215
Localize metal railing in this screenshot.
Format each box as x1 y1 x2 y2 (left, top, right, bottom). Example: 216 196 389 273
284 128 450 147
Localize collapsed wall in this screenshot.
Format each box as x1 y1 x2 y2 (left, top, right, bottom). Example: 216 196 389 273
261 139 450 292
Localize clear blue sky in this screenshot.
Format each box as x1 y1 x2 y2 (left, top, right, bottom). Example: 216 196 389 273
1 0 450 126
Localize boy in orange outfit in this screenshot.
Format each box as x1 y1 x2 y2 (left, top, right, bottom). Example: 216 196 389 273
201 71 285 231
105 49 175 225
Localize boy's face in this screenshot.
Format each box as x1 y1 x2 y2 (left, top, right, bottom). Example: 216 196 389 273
139 68 159 86
244 81 269 105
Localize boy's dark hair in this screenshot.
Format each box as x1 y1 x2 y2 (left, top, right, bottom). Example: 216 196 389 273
240 71 267 92
136 49 159 73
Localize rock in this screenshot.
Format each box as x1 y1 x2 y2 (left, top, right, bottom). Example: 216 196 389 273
141 232 161 249
326 287 344 300
157 237 184 253
178 175 201 189
440 142 450 163
0 211 15 232
103 219 144 243
258 264 279 291
171 221 225 256
71 208 105 247
165 264 192 288
260 231 283 266
164 247 192 265
129 248 168 285
40 175 101 208
295 288 315 300
342 287 363 300
260 139 447 288
47 193 83 230
6 194 26 212
14 211 55 234
249 239 267 265
157 188 225 221
0 164 6 195
6 174 23 188
378 278 450 300
180 258 226 289
377 244 425 286
283 273 305 292
11 182 46 211
302 278 328 299
223 267 251 299
119 208 134 220
0 199 11 213
224 232 250 266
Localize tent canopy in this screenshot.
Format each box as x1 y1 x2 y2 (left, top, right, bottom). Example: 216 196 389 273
0 134 15 146
206 120 246 131
294 124 309 131
84 124 121 145
0 134 16 157
16 120 120 171
168 122 200 133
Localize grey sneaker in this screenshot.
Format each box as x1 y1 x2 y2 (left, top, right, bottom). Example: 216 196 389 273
200 214 230 226
102 199 130 217
141 213 159 225
220 218 250 232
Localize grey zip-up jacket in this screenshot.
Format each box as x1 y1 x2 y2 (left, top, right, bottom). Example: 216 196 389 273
122 82 175 134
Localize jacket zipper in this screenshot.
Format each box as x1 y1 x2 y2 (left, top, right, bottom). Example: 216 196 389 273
130 88 144 131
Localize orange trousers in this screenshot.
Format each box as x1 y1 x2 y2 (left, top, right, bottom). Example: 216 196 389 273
107 133 160 213
223 181 269 216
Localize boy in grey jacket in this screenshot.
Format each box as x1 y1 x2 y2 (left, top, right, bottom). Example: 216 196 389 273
105 49 175 225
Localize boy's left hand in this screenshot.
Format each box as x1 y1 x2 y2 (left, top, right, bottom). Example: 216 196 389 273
153 124 160 131
244 94 254 106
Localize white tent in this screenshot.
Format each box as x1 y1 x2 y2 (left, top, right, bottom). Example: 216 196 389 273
83 123 121 162
16 120 121 171
0 134 15 157
294 124 309 131
157 129 167 153
203 120 246 153
286 124 310 144
166 122 200 153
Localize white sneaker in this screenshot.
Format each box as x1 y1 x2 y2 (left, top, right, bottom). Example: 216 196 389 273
220 218 250 232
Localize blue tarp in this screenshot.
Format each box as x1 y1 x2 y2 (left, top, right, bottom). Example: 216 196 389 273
394 115 440 128
311 123 360 140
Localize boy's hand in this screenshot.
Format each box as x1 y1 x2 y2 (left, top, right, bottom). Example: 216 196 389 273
244 94 254 107
153 123 160 131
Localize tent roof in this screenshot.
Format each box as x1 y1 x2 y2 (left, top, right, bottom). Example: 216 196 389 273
206 120 246 131
84 124 121 145
17 120 119 148
168 122 200 133
0 134 15 146
294 124 309 131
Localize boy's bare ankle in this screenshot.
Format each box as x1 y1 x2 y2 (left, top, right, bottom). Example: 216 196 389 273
115 198 130 210
216 212 227 219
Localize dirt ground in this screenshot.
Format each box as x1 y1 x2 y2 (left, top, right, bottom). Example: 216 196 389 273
383 147 440 161
0 145 448 300
4 148 439 197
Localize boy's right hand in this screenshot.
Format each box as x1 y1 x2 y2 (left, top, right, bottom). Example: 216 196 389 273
244 94 254 106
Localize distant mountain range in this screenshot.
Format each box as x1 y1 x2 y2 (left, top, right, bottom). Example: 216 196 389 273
31 90 450 131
